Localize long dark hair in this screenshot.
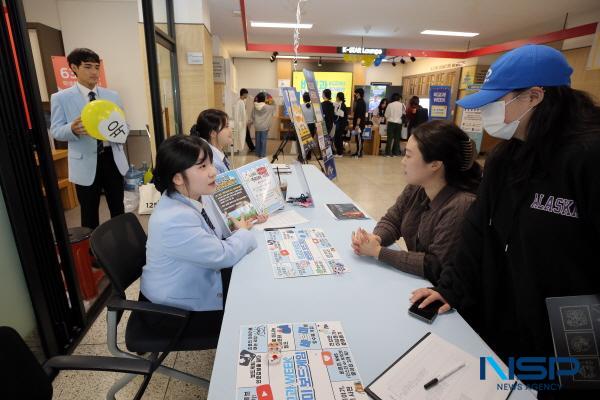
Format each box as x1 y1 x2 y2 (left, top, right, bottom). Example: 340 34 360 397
190 109 228 142
412 120 482 193
336 92 345 103
302 92 311 103
493 86 600 183
153 135 213 195
255 92 266 103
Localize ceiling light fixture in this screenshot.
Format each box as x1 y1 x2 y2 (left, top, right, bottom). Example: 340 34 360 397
251 21 313 29
400 58 406 65
421 30 479 37
318 57 322 67
269 51 278 62
410 56 416 62
391 57 396 67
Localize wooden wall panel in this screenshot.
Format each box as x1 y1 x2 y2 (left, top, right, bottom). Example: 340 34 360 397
176 24 214 134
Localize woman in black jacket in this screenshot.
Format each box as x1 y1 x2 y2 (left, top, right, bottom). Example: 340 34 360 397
333 92 348 157
411 45 600 399
321 89 335 135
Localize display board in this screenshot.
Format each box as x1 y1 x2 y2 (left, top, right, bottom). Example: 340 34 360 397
292 71 353 108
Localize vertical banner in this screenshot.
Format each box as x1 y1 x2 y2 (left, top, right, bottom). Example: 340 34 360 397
459 85 483 153
303 69 337 180
51 56 108 90
429 85 451 120
460 109 483 153
280 87 316 161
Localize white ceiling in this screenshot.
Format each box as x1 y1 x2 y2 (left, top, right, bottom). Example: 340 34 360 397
208 0 600 58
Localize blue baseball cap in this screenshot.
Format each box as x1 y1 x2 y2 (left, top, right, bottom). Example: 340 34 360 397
457 44 573 109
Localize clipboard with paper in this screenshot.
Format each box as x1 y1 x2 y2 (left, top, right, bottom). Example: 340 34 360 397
365 332 516 400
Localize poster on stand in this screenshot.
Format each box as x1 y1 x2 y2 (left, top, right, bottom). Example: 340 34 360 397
303 69 337 180
281 87 317 161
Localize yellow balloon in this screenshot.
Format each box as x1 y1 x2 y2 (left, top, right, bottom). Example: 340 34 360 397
81 99 126 141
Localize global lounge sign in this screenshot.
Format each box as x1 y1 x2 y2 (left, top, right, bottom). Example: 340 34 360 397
338 46 386 56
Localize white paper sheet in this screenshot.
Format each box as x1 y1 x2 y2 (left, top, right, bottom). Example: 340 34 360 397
253 210 309 231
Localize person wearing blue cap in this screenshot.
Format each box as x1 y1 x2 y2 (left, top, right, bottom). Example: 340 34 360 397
411 44 600 398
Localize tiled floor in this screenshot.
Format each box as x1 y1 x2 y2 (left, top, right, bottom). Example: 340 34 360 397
54 139 410 399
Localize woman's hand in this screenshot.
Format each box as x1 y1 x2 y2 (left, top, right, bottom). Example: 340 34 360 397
351 228 382 258
255 214 268 224
409 288 452 314
351 228 368 253
229 215 253 231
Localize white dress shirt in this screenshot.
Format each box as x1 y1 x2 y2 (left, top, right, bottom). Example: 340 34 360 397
384 101 407 124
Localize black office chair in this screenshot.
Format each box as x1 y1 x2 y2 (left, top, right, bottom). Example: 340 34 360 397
0 326 152 400
90 213 218 399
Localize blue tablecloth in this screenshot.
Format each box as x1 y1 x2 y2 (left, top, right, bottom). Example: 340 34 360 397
207 165 534 399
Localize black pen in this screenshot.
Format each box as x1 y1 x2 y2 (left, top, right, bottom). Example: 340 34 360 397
423 362 466 390
264 226 295 231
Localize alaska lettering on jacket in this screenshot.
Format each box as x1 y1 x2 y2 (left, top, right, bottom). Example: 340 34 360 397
530 193 579 218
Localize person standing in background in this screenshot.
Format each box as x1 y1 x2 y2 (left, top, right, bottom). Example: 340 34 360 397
384 93 406 157
406 96 429 138
321 89 335 136
333 92 348 157
50 48 129 230
352 88 367 158
378 98 388 122
233 88 254 153
302 92 317 161
249 92 275 158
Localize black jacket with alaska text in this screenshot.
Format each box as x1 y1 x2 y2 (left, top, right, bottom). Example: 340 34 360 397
436 137 600 363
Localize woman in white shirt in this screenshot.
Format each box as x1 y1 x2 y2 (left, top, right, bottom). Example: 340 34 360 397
384 93 406 157
301 92 317 160
190 109 233 174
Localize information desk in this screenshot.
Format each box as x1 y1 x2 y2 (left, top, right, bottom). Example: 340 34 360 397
207 165 534 399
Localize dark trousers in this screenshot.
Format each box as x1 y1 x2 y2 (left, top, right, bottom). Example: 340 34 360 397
305 123 317 160
354 125 363 156
385 122 402 156
139 267 232 339
245 127 255 151
334 123 345 155
75 148 124 230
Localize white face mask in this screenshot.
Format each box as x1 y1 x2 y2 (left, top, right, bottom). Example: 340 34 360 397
480 95 534 140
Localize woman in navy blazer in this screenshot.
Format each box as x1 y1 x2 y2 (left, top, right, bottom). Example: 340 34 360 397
140 135 265 334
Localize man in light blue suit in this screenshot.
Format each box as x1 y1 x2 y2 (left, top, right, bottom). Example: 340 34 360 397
50 48 129 229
